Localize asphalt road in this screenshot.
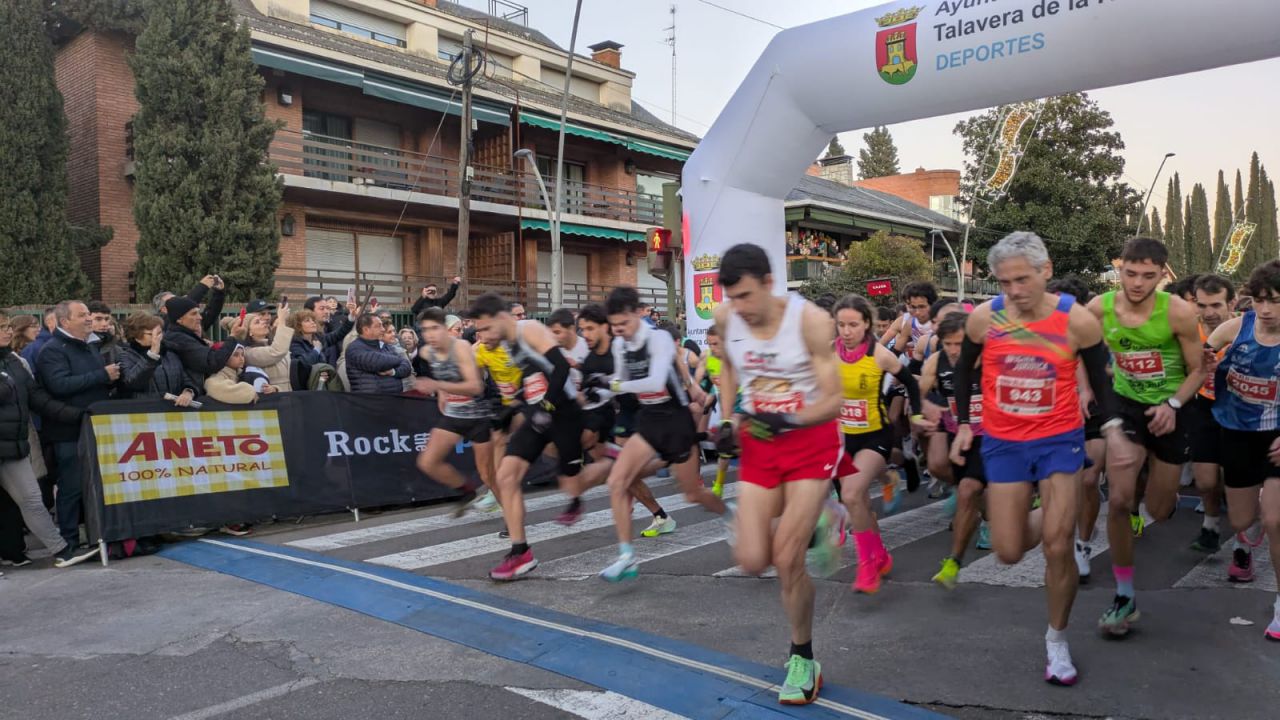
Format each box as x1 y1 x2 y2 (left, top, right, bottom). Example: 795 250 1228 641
3 468 1278 720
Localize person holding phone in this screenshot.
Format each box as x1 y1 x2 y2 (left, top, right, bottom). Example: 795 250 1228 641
412 276 462 316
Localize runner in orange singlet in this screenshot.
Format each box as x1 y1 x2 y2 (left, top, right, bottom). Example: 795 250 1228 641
950 232 1130 687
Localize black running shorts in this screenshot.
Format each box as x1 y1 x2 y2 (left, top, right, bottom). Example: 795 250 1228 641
636 402 697 465
583 404 616 444
436 415 492 444
1219 428 1280 489
947 433 987 485
1184 395 1222 465
842 427 894 462
505 406 585 476
1117 395 1190 465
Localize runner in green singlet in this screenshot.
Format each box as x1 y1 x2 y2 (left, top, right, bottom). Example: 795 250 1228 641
1086 237 1204 637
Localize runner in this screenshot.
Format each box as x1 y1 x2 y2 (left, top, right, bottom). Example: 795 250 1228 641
467 293 584 581
1187 274 1236 552
712 244 844 705
555 304 672 536
1204 260 1280 638
1087 237 1204 635
831 293 920 594
921 310 987 589
473 319 524 520
694 325 734 498
590 287 727 582
950 232 1130 686
412 308 487 516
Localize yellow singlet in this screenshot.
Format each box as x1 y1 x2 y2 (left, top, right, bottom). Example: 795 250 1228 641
838 350 886 434
474 342 522 405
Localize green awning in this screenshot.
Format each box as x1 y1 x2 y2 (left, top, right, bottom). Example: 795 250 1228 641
252 46 510 126
520 219 644 241
519 113 692 161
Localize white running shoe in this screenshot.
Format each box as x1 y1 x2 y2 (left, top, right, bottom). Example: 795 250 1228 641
640 515 677 538
599 552 639 582
1074 541 1092 582
1045 640 1078 686
472 490 500 513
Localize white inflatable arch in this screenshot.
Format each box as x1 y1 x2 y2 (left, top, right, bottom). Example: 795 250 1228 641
682 0 1280 341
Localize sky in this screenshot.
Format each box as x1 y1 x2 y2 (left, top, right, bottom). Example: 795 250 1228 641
514 0 1280 217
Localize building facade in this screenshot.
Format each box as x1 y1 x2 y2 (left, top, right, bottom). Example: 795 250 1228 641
54 0 696 310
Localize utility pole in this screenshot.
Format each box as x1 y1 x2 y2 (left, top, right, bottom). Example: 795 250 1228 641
665 4 677 125
662 182 682 320
456 29 475 292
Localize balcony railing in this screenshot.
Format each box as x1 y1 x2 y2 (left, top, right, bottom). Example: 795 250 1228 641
272 266 671 315
269 130 663 225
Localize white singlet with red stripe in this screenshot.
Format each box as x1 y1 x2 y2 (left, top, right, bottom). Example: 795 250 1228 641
725 293 818 415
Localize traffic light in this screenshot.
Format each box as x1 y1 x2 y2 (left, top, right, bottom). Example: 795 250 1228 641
646 227 673 280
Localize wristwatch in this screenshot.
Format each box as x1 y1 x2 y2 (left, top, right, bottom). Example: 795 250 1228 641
1166 397 1183 410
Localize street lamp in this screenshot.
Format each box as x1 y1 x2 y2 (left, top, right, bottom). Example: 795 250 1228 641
1137 152 1176 234
514 148 561 307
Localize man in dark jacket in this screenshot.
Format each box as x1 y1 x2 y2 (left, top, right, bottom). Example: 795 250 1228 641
304 296 357 366
87 300 122 368
410 277 462 316
162 296 236 389
0 312 99 567
35 301 120 552
155 275 226 334
345 314 411 393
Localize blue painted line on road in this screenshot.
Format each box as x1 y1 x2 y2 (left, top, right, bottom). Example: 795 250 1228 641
161 539 945 720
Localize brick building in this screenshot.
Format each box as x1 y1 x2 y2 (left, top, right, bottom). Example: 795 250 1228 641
54 0 696 309
853 166 962 222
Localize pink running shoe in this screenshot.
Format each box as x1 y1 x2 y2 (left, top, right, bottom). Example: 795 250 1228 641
556 501 583 526
1228 548 1255 583
1265 617 1280 642
489 549 538 581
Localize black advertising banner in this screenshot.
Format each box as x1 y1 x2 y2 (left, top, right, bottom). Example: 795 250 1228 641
82 393 558 543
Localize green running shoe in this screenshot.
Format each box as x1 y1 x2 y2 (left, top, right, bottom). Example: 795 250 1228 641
932 557 960 590
1130 512 1146 537
778 655 822 705
976 521 992 550
805 505 841 578
1098 594 1140 636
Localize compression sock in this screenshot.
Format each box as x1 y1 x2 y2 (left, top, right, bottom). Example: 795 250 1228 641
510 542 530 556
1113 565 1135 597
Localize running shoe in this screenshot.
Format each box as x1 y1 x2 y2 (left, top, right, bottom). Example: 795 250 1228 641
976 521 992 550
932 557 960 590
1074 541 1092 583
1194 499 1205 514
926 475 947 499
451 488 478 518
1139 502 1158 527
806 507 841 579
640 515 677 538
489 549 537 581
711 475 724 499
1266 616 1280 642
1228 548 1255 583
1129 512 1146 537
882 470 904 516
497 529 510 539
0 555 32 567
219 524 253 536
1098 595 1139 636
1045 640 1078 686
1190 527 1221 553
599 552 639 582
778 655 822 705
472 490 500 513
942 491 958 519
556 500 584 526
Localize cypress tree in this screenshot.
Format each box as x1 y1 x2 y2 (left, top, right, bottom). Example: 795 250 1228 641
858 126 901 179
1149 208 1163 238
130 0 283 303
1213 170 1232 254
1163 174 1186 276
825 136 846 158
0 0 94 306
1235 169 1245 220
1256 168 1279 268
1187 183 1212 274
1244 153 1265 274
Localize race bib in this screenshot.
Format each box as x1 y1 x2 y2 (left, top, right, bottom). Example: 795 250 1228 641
995 376 1055 415
496 381 519 400
947 394 985 425
840 399 870 429
1115 350 1166 381
638 389 671 405
523 374 548 404
444 392 471 404
1226 368 1278 405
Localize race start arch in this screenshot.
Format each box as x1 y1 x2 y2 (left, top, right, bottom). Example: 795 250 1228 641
682 0 1280 342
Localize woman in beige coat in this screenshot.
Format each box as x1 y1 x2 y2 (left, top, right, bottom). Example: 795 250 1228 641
234 303 294 392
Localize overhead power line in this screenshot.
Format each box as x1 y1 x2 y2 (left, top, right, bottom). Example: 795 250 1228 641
694 0 784 30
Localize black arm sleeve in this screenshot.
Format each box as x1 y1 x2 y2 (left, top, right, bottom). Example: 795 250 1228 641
1080 341 1119 424
542 347 572 409
436 283 459 308
954 335 983 425
892 365 922 417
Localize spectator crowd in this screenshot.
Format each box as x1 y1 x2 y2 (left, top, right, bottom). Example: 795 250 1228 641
0 275 474 572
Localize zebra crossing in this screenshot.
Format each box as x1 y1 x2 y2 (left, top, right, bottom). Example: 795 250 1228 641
268 474 1276 594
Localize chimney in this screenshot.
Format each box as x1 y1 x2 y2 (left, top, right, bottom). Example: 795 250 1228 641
588 40 624 69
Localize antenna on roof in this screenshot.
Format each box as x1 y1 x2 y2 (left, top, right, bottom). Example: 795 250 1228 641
664 4 677 125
